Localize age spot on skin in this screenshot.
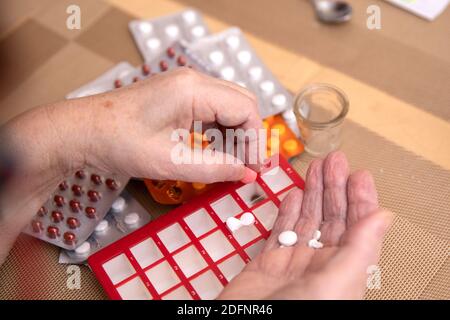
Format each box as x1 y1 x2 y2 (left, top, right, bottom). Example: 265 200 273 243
103 100 114 109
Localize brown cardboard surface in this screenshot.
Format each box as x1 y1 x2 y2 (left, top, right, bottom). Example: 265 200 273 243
421 258 450 300
75 7 143 66
0 19 66 102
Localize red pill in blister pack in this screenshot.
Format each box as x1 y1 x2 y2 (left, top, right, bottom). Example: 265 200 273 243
23 169 128 250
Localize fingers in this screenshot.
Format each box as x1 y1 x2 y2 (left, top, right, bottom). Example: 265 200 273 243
335 210 393 275
320 151 350 246
263 188 304 251
346 170 379 227
293 159 324 244
192 71 263 132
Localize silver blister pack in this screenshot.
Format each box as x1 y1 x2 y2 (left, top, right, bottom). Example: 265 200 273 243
59 191 152 264
129 8 209 62
23 169 129 250
182 27 294 119
66 42 210 100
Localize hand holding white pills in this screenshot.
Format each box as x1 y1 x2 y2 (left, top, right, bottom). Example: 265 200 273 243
219 151 393 300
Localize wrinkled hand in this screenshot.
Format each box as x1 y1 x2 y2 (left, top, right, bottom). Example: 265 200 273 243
219 151 393 300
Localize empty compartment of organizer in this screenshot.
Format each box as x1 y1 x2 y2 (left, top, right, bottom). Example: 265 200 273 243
232 224 261 246
102 253 135 285
261 166 293 194
210 195 242 221
130 238 163 268
190 270 224 300
116 276 152 300
252 201 278 231
157 223 190 252
173 245 207 278
245 239 266 259
162 286 192 300
200 230 234 262
145 260 180 294
184 208 216 237
218 254 246 281
236 182 268 208
277 186 298 202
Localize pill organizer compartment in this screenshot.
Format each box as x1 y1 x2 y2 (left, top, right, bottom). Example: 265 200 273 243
116 276 152 300
217 254 246 282
190 270 224 300
172 245 207 278
145 260 180 294
183 208 216 237
277 186 299 202
102 254 135 285
236 182 267 208
252 201 279 231
157 223 190 252
232 223 261 246
261 166 294 194
130 238 163 269
200 230 234 262
162 286 192 300
245 239 266 260
210 195 243 221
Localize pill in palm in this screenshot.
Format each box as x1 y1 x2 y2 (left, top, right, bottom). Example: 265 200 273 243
226 217 242 232
278 231 298 247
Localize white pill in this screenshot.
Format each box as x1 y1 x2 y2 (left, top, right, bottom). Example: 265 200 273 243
272 94 287 109
259 80 275 94
237 50 252 65
240 212 255 226
139 22 153 34
75 241 91 256
220 66 235 80
112 197 126 212
226 35 240 49
95 220 109 234
209 50 224 65
146 38 161 50
313 230 321 240
165 24 180 38
191 25 206 38
226 217 242 232
278 231 298 247
182 10 197 24
124 212 140 226
248 66 263 80
308 239 323 249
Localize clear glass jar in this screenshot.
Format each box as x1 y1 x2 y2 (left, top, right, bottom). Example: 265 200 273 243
294 83 349 156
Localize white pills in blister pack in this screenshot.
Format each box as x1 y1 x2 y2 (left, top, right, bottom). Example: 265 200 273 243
129 9 209 62
59 191 152 264
182 27 294 118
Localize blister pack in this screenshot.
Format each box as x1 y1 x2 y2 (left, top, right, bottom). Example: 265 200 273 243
66 43 209 100
66 62 136 99
129 8 209 62
88 154 305 300
59 191 152 264
23 170 128 250
182 27 294 119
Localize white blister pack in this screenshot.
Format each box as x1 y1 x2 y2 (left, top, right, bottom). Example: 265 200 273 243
129 8 209 62
182 27 294 119
59 191 152 264
24 169 129 250
66 62 136 99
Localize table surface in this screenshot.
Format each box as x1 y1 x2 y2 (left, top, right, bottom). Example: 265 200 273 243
0 0 448 300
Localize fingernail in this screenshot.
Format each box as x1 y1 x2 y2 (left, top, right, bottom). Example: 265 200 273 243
240 167 257 184
376 210 394 237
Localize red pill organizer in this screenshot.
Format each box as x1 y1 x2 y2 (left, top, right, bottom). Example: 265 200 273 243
23 170 128 250
88 154 305 300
